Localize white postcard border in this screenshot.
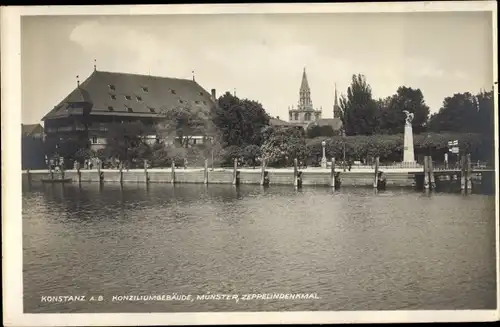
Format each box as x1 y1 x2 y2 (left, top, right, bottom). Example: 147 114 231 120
2 2 499 326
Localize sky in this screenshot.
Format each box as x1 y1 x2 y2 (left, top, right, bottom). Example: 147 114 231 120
21 11 494 124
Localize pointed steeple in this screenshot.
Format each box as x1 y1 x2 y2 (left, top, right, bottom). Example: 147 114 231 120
333 83 343 119
300 67 310 91
298 67 313 111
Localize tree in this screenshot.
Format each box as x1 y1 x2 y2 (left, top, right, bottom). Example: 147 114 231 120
260 126 307 167
241 144 261 168
219 145 242 166
157 103 217 148
429 92 481 133
378 87 430 134
214 92 271 147
305 124 336 138
104 121 151 167
44 133 91 168
340 74 380 136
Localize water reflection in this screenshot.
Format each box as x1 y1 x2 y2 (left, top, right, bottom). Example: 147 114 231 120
22 183 496 313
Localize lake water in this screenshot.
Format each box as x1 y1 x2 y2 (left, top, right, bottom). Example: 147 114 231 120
22 183 497 313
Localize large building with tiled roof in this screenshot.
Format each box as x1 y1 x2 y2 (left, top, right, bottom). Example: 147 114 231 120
42 68 218 149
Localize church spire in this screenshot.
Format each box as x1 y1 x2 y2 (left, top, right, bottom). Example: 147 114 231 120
300 67 310 91
298 67 313 111
333 83 342 119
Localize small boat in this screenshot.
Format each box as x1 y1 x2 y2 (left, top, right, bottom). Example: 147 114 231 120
42 178 72 184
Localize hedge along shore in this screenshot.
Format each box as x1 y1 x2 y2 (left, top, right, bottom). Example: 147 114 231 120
22 167 417 187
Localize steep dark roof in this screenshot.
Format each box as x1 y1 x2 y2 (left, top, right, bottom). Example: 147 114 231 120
269 117 294 127
21 123 44 136
307 118 343 130
42 70 216 121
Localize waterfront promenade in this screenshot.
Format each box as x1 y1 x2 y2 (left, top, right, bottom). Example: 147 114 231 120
22 164 495 189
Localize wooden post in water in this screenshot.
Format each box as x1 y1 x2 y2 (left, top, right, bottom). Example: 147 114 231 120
373 156 379 188
97 159 101 183
76 161 81 184
119 162 123 184
330 157 336 188
460 155 466 191
60 158 65 179
293 158 298 187
49 160 54 180
260 158 266 186
423 156 430 190
428 157 436 189
232 158 238 185
171 161 176 184
204 159 208 184
466 153 472 191
26 169 32 186
144 160 149 183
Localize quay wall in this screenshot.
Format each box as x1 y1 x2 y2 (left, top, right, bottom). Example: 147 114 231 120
22 168 415 187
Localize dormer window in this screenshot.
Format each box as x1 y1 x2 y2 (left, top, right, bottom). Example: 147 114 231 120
194 100 201 105
148 107 156 113
109 85 116 91
199 92 204 96
110 94 116 100
171 89 176 94
136 96 142 101
179 99 184 104
125 95 132 100
202 101 207 105
142 86 149 92
108 106 114 111
125 105 133 113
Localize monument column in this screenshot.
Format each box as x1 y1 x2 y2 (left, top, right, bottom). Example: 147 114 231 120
403 111 415 163
321 140 327 168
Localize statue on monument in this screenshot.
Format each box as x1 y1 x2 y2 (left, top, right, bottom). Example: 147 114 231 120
402 110 414 126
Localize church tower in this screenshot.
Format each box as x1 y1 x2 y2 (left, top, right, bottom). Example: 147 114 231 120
333 83 343 119
288 67 322 127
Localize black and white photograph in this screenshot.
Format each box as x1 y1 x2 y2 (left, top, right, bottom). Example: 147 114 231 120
2 2 499 325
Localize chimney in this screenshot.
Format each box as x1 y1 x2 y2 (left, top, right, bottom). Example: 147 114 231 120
211 89 216 101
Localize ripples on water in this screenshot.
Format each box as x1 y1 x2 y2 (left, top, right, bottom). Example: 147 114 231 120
22 183 496 313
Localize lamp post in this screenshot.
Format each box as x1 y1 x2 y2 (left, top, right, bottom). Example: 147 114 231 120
321 140 327 168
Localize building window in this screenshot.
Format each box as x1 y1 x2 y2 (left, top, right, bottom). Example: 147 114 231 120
91 136 98 144
193 139 197 145
199 92 204 96
179 99 184 104
110 94 116 100
148 107 156 113
125 105 133 112
142 86 149 92
109 85 116 90
108 106 114 111
195 100 201 105
171 89 176 94
294 113 299 120
202 101 207 105
125 95 132 100
289 113 292 120
136 96 142 101
305 113 311 121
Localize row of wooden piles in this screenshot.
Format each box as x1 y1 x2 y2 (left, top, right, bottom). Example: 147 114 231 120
422 154 473 191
